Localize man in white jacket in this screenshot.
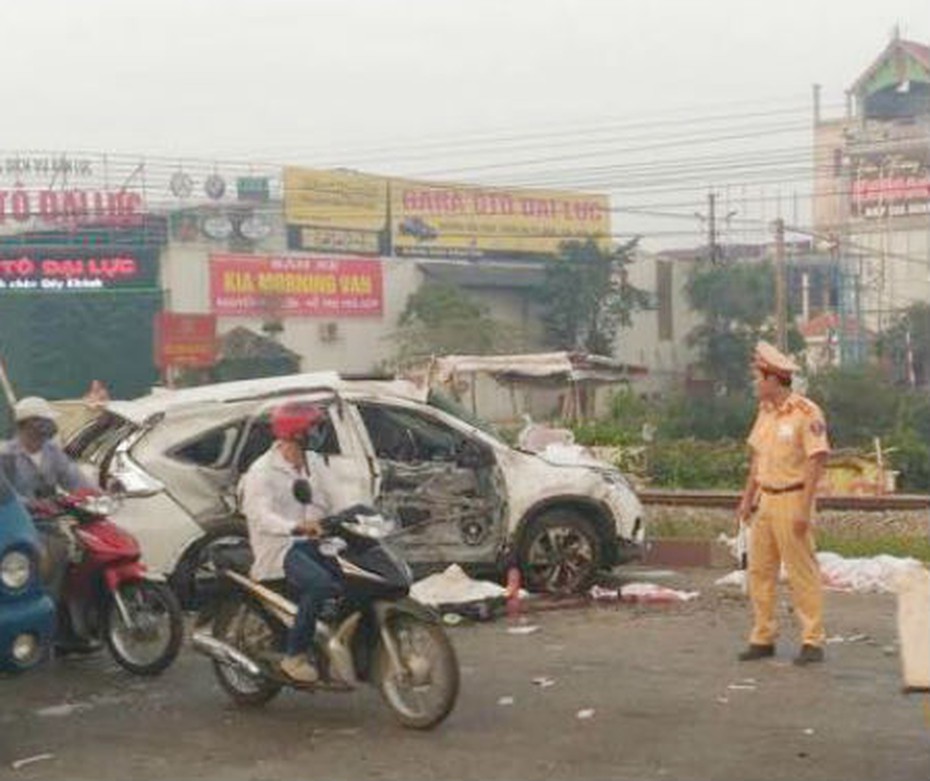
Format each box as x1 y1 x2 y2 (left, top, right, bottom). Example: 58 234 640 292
239 401 342 684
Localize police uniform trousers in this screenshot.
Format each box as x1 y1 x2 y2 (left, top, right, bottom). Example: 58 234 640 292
748 490 825 647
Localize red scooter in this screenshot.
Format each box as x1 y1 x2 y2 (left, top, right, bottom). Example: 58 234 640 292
30 489 182 676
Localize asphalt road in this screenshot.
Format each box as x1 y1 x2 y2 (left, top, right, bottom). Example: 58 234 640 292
1 568 928 781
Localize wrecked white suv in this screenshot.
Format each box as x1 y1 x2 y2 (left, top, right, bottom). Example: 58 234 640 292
62 372 644 605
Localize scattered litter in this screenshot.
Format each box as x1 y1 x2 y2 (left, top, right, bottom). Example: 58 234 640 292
739 678 757 685
576 708 596 720
11 754 54 771
507 624 540 635
803 728 815 736
621 582 700 603
411 564 510 606
827 633 870 645
35 702 90 718
532 676 556 688
589 585 619 601
442 613 463 626
882 645 896 656
498 696 515 706
716 696 730 704
715 571 746 588
727 683 757 691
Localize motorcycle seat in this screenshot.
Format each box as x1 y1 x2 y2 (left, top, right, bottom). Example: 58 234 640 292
210 541 254 575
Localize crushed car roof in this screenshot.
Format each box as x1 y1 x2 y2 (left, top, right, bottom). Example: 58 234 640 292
105 372 428 424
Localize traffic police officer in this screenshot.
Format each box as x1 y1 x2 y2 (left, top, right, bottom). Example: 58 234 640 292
736 341 830 666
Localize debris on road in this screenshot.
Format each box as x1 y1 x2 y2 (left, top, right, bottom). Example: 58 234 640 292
497 696 515 706
532 677 556 688
576 708 596 720
620 582 700 603
11 754 54 771
506 624 540 635
727 683 757 691
35 702 90 718
803 728 815 736
589 585 620 601
411 564 509 606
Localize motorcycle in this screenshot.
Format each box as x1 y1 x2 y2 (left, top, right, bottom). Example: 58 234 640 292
30 489 183 676
191 491 460 730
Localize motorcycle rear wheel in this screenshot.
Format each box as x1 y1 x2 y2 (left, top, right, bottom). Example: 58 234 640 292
211 599 283 707
375 614 459 730
105 581 182 676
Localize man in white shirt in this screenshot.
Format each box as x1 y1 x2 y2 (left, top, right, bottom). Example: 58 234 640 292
238 401 342 684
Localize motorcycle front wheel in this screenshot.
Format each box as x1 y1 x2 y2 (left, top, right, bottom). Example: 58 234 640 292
211 598 283 707
105 581 183 676
375 614 459 730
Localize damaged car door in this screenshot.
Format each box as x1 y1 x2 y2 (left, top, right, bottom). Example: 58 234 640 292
352 401 506 565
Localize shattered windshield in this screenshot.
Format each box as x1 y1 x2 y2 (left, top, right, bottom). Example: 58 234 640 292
426 389 505 444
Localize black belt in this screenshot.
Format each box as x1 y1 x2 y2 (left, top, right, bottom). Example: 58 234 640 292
760 482 805 495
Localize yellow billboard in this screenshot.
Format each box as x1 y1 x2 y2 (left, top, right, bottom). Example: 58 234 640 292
283 167 388 255
390 179 611 258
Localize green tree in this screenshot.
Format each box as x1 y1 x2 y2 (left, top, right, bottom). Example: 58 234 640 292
389 282 517 368
877 302 930 387
536 238 647 355
686 260 803 394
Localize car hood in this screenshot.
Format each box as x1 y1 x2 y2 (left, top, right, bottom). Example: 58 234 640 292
531 443 612 471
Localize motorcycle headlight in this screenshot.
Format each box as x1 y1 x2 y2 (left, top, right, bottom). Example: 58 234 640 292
344 515 398 540
1 551 32 591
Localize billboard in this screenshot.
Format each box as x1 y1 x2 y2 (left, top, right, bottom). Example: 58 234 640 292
0 222 164 293
390 179 611 258
154 313 218 369
209 253 383 317
851 171 930 218
283 168 388 255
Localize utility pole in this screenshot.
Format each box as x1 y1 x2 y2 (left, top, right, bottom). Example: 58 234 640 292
774 218 787 350
708 192 717 263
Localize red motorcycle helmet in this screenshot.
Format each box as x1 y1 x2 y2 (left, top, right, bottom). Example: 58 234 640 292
270 401 325 442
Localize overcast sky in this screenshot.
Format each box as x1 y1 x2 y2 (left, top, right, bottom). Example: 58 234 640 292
3 0 928 248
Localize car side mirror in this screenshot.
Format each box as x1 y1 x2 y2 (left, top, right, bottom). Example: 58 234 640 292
292 479 313 505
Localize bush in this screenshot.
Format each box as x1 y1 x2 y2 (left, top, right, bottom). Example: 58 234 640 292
648 438 749 489
657 393 755 441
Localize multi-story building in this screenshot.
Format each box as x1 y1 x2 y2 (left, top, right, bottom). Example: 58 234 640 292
814 34 930 336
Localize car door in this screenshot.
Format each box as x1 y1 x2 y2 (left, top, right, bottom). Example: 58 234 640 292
235 393 372 512
349 399 506 565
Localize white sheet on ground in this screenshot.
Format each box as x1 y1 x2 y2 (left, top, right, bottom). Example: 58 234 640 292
620 582 700 603
714 552 927 594
410 564 508 606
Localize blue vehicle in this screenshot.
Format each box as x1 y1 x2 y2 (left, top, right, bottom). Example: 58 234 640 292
0 469 54 673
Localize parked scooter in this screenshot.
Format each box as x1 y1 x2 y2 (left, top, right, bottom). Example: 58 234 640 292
192 490 459 730
29 490 183 675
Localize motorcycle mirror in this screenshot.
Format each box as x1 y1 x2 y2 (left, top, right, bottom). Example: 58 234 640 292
292 479 313 505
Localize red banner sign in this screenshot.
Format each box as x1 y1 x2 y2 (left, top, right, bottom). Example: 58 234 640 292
154 312 218 369
209 253 383 317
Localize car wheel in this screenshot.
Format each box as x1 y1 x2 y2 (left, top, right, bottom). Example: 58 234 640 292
517 510 602 595
170 526 247 610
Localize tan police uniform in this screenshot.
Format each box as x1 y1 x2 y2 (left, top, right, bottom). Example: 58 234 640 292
746 344 830 649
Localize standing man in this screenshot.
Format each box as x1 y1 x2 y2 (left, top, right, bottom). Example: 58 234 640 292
239 401 343 685
736 342 830 666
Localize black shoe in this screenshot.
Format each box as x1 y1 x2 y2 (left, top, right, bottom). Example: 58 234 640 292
738 643 775 661
793 644 824 666
55 638 103 657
